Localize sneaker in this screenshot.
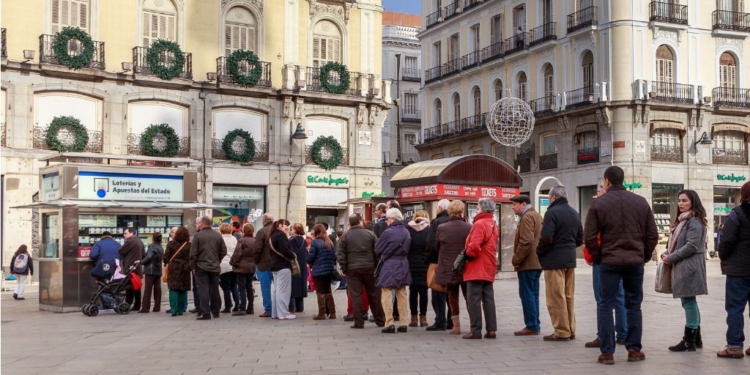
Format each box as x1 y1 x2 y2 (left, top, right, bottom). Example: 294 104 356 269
279 315 297 320
627 349 646 362
598 353 615 365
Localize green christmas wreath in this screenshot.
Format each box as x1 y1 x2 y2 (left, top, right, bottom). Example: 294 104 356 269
311 136 344 171
227 50 262 86
146 39 185 80
140 124 180 157
45 116 89 152
319 61 351 94
222 129 256 162
52 27 95 69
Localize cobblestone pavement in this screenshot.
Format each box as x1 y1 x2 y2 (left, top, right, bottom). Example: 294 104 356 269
2 260 749 375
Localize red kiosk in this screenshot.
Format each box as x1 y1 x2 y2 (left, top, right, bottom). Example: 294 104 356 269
390 155 523 275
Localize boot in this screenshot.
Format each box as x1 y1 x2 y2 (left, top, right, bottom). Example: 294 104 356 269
668 327 697 352
409 315 418 327
325 294 336 319
449 315 461 335
695 326 703 349
419 315 428 327
313 293 326 320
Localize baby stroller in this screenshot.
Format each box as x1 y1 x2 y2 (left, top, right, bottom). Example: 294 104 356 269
82 260 138 317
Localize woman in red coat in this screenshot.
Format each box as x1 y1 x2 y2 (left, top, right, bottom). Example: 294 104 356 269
462 198 499 339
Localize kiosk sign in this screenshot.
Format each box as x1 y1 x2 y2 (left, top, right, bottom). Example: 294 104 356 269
78 171 184 201
400 184 519 199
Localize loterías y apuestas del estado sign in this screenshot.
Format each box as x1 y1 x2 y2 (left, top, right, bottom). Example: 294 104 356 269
307 174 349 187
78 171 184 201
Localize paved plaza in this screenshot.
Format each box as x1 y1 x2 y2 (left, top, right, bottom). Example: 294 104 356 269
2 260 749 375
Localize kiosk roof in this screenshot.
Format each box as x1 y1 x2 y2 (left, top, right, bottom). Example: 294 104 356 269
390 155 523 188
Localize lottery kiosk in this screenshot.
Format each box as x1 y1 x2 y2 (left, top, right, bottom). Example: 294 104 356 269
19 163 205 312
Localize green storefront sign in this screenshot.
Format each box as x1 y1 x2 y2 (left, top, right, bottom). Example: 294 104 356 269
623 180 643 191
307 174 349 186
362 191 386 198
717 173 747 183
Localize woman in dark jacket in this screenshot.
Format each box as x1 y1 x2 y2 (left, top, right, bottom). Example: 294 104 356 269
307 223 337 320
10 244 33 300
269 219 297 320
140 232 164 313
406 210 430 327
435 200 472 335
231 223 256 316
289 223 309 314
375 208 412 333
163 227 191 316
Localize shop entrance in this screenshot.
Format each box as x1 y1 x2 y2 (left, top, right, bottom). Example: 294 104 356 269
306 208 339 233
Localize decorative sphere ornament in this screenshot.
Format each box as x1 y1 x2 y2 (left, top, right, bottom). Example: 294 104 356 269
488 97 535 147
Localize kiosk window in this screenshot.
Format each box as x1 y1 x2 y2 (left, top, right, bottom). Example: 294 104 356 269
42 213 60 258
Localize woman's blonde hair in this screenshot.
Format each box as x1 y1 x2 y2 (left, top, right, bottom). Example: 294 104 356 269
447 200 465 219
414 210 430 220
219 222 233 234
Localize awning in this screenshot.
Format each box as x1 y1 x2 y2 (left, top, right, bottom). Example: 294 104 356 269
575 123 598 134
11 200 225 209
390 154 523 188
651 121 686 135
712 123 750 134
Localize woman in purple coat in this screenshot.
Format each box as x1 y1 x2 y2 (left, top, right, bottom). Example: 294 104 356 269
375 208 412 333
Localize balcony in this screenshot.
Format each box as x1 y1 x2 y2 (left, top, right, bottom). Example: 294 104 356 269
577 147 600 164
441 58 461 78
402 68 421 82
32 126 103 153
426 9 441 29
401 109 421 123
503 33 528 57
529 96 556 117
305 66 362 96
567 6 598 34
464 0 481 11
425 66 442 84
651 144 684 163
515 149 533 173
421 113 488 145
400 152 420 165
713 10 750 36
712 87 750 108
539 153 558 170
133 46 192 80
481 41 504 63
649 1 688 26
39 34 105 70
305 145 349 166
648 81 695 104
211 138 269 162
126 133 190 157
529 22 557 48
713 148 748 165
443 1 459 21
216 56 271 87
1 28 7 60
566 87 596 109
460 51 481 70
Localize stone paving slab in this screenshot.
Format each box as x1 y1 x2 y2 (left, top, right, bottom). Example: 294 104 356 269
3 260 750 374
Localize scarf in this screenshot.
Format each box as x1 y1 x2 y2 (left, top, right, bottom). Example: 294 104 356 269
408 217 429 232
667 211 693 254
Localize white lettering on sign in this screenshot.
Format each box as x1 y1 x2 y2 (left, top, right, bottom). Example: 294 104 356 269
481 188 497 197
78 171 184 201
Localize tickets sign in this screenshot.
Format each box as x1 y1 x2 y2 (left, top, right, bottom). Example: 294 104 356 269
399 184 519 200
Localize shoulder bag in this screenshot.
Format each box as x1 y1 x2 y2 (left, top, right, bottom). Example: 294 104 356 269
162 242 188 283
269 238 301 276
454 223 496 273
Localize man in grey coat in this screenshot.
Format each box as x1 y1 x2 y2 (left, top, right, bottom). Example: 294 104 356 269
191 216 227 320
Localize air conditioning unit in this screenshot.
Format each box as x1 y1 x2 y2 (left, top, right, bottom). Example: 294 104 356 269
648 92 656 99
703 96 712 104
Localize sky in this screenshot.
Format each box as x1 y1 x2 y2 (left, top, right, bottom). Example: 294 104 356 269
382 0 421 15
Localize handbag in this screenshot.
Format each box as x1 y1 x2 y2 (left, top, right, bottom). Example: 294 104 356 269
374 251 395 279
427 263 447 293
655 261 672 294
162 242 188 283
269 239 301 276
453 250 470 273
129 272 142 291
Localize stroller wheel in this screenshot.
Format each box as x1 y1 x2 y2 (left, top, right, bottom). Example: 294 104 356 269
82 303 91 316
87 304 99 317
115 302 130 315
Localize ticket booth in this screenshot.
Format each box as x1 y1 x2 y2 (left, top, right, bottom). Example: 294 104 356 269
390 155 523 275
14 163 209 312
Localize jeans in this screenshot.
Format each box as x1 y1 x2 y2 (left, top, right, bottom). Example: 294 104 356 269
467 280 497 335
409 285 428 316
235 273 254 312
194 269 221 317
593 264 628 341
271 269 292 318
431 290 450 328
219 272 239 310
598 263 644 354
681 297 701 329
256 269 273 315
192 273 200 310
725 276 750 349
517 270 541 332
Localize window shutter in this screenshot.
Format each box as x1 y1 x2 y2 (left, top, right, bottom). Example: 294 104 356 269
79 1 88 29
52 0 61 33
248 26 256 52
333 38 341 62
167 15 175 41
61 0 70 27
224 25 232 56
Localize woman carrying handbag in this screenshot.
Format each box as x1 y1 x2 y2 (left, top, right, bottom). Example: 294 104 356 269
163 227 191 316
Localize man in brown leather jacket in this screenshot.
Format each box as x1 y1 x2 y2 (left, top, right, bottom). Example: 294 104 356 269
510 195 543 336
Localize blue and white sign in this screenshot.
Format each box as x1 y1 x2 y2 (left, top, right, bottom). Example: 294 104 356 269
78 171 184 201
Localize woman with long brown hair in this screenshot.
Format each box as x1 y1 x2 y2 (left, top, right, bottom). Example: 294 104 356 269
307 223 337 320
10 245 33 300
289 223 309 314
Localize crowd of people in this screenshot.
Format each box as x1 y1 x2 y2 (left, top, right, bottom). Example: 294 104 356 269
8 166 750 364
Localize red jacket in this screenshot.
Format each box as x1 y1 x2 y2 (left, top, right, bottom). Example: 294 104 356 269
463 212 499 282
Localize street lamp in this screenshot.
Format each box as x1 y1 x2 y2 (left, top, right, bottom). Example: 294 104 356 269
290 121 307 145
693 131 712 147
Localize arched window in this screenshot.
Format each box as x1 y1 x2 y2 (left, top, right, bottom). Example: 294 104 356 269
472 87 481 116
51 0 90 33
713 130 747 164
656 45 674 84
494 79 503 102
224 6 257 55
313 20 342 67
434 99 442 126
142 0 177 47
543 64 554 97
650 128 683 162
452 93 461 122
517 72 528 102
720 52 737 90
582 50 594 92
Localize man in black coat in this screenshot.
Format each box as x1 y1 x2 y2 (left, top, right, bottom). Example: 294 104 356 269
120 227 144 311
537 186 583 342
373 203 388 238
425 199 452 331
191 216 228 320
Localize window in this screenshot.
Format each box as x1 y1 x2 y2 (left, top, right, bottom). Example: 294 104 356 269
577 130 598 150
718 0 744 12
494 79 503 101
224 7 257 55
544 64 554 97
143 0 177 47
490 15 503 44
450 149 463 157
713 131 746 152
403 133 418 160
404 93 418 113
434 0 443 12
582 50 594 93
650 128 681 148
577 0 593 10
472 87 481 116
449 34 459 62
493 144 504 158
513 5 526 31
51 0 89 33
452 93 461 122
471 24 481 53
720 52 737 90
517 72 528 102
471 146 484 154
313 20 341 67
541 133 557 155
656 45 674 84
542 0 553 24
433 41 442 66
405 56 418 71
434 99 442 125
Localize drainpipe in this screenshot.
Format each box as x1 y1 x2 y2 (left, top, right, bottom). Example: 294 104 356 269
395 53 402 164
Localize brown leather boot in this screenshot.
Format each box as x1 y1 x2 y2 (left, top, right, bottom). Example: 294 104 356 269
419 315 428 327
325 294 336 319
313 293 326 320
449 315 461 335
409 315 418 327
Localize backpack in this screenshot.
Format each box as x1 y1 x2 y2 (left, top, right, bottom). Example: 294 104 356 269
14 254 29 273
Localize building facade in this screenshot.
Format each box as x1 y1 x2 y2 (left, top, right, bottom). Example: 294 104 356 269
381 12 423 195
0 0 390 266
417 0 750 251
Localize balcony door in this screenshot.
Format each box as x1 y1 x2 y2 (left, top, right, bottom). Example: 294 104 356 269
143 0 177 47
542 0 553 25
582 50 594 94
490 15 503 44
449 34 459 67
656 45 675 97
518 72 528 102
224 7 257 56
720 52 738 100
312 20 342 68
51 0 89 33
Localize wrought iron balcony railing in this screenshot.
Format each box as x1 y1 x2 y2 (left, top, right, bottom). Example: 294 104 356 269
539 153 558 170
133 46 192 79
126 133 190 157
460 51 481 70
578 147 600 164
33 126 103 153
426 9 441 29
305 145 349 166
40 34 105 70
402 68 421 82
305 66 362 96
651 144 684 163
529 22 557 47
713 148 748 165
216 56 271 87
401 109 421 123
515 155 532 173
211 138 269 162
421 112 489 145
504 32 528 56
529 96 556 116
441 58 461 78
568 6 598 33
566 87 596 108
713 10 750 32
649 81 694 104
712 87 750 108
425 66 442 84
650 1 688 25
481 41 504 63
1 28 6 59
443 1 459 20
